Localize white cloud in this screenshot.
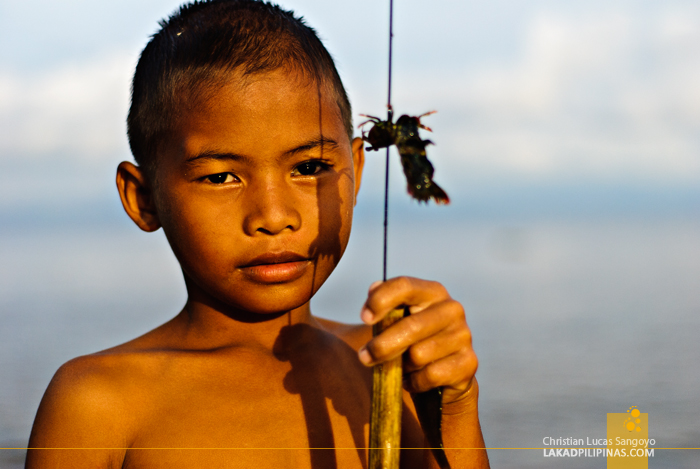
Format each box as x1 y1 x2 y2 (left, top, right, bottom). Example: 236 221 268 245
0 52 135 161
377 6 700 184
2 3 699 187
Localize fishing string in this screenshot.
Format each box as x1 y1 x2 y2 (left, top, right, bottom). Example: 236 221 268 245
382 0 394 282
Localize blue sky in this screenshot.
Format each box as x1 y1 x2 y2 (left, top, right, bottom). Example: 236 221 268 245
0 0 699 217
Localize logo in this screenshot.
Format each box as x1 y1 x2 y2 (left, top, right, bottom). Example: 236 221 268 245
607 406 651 468
623 406 642 432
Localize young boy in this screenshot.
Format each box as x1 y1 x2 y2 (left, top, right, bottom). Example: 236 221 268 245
26 1 489 468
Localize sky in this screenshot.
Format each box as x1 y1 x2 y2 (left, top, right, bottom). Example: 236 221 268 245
0 0 699 219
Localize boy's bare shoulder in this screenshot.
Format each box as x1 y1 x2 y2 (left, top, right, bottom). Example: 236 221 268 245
31 339 169 420
26 316 187 458
34 352 137 425
26 351 142 467
27 317 202 467
315 316 372 351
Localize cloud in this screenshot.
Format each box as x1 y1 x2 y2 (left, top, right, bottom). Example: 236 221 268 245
0 52 135 161
370 6 700 184
1 2 698 189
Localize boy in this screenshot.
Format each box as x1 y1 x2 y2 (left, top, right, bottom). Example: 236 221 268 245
26 1 489 468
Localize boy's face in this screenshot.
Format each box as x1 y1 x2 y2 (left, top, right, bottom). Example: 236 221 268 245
149 69 363 316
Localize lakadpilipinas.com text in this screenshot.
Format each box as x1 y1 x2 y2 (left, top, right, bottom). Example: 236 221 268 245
542 437 655 458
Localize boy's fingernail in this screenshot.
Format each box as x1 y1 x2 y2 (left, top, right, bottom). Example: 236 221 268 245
369 280 382 291
360 307 374 324
358 346 372 365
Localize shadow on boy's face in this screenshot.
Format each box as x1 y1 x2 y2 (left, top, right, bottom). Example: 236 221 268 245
305 80 355 301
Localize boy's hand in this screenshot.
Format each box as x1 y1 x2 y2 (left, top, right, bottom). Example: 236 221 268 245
357 277 478 406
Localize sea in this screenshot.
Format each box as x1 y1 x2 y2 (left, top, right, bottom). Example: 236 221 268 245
1 187 698 468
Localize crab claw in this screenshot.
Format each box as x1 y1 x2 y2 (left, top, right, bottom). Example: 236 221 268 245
417 111 437 132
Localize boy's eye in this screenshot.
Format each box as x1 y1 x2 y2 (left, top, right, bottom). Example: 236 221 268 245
292 161 330 177
205 172 238 184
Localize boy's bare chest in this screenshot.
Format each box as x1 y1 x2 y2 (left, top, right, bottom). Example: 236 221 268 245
121 341 376 468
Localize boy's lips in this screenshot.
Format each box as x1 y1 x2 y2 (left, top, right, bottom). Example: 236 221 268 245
238 252 312 284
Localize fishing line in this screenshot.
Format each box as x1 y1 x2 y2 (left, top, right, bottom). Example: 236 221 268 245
382 0 393 282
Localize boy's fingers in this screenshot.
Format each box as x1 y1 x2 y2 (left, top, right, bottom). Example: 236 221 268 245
402 350 478 398
402 325 472 373
358 298 465 365
360 276 450 325
360 280 384 322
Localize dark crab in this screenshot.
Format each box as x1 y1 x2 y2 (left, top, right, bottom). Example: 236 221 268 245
359 110 449 205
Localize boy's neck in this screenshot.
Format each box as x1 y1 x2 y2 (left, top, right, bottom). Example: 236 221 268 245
169 297 319 352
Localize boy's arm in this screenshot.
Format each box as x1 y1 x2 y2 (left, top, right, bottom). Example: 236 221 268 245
26 357 130 469
358 277 490 469
439 378 488 468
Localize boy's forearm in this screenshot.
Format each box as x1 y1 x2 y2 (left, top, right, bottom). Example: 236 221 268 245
437 379 490 469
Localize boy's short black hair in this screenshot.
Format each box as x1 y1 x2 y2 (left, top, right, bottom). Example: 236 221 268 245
127 0 352 175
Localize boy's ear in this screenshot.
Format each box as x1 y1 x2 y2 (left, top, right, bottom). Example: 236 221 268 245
116 161 161 232
351 137 365 205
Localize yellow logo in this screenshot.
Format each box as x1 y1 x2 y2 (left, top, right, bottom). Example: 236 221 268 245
624 406 642 432
607 407 650 469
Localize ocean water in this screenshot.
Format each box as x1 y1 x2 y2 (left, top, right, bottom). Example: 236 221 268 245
1 211 698 468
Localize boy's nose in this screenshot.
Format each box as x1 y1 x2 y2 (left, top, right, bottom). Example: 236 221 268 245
242 179 302 236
